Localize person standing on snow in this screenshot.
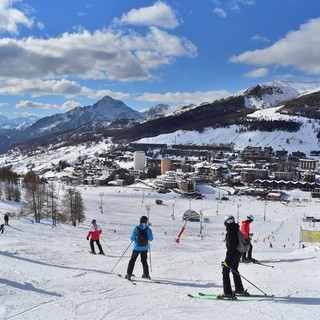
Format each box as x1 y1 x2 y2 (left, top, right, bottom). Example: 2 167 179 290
125 215 153 280
4 214 9 226
219 215 247 299
240 215 256 263
87 219 105 255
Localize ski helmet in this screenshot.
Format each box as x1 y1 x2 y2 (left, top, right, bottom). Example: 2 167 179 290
247 215 254 222
140 216 148 223
92 219 96 224
224 215 235 224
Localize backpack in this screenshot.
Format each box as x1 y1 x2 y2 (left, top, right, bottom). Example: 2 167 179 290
237 230 251 253
136 226 149 246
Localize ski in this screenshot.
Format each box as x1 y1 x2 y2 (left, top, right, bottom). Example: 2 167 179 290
236 293 275 298
117 274 162 284
117 274 137 285
198 293 219 297
131 274 162 284
188 294 245 301
199 292 274 298
88 251 106 256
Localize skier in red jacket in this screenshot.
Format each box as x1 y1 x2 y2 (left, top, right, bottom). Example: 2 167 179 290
87 219 104 255
240 215 256 262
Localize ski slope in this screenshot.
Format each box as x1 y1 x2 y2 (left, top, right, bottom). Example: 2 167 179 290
0 184 319 320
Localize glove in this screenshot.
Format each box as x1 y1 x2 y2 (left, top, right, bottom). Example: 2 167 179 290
221 261 228 268
86 236 89 240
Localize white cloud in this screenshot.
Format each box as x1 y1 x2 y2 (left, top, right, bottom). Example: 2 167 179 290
230 18 320 75
0 27 196 83
213 8 227 18
251 34 270 42
15 100 58 110
0 77 132 105
213 0 255 17
0 2 197 105
15 99 83 111
245 67 269 78
0 78 91 97
92 90 130 101
60 100 82 110
137 90 231 104
0 0 34 34
114 1 179 29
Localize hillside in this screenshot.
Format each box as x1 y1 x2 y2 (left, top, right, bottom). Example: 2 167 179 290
0 102 320 179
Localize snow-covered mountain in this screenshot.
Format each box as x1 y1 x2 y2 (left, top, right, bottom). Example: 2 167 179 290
239 80 320 109
1 80 320 155
0 115 38 130
140 104 174 119
11 96 145 144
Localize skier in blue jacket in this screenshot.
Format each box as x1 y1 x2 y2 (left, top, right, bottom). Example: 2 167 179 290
125 216 153 280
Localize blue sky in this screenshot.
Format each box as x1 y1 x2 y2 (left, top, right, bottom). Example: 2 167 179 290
1 0 320 119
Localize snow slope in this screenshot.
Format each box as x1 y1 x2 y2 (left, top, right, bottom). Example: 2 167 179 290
138 105 320 155
0 184 319 320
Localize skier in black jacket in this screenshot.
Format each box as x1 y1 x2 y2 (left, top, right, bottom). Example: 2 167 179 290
219 215 246 299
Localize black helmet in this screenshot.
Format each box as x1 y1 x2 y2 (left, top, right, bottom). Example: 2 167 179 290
92 219 96 224
247 215 254 222
140 216 148 223
224 215 235 224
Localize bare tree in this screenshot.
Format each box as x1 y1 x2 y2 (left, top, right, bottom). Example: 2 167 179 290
46 182 60 226
62 187 85 226
23 171 43 223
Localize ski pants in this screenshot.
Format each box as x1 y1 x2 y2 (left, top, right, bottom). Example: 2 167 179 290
127 250 149 276
222 250 244 295
242 242 253 259
90 239 103 254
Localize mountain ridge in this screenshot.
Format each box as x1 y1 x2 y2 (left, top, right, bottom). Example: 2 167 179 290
1 80 320 154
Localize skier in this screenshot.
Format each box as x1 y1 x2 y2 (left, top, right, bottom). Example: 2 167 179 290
87 219 105 255
219 215 247 299
4 214 9 226
240 215 256 263
125 215 153 280
0 224 4 233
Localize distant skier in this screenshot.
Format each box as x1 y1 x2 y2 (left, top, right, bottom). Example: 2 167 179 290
125 216 153 280
240 215 256 263
219 215 247 299
4 214 9 226
87 219 104 255
0 224 4 234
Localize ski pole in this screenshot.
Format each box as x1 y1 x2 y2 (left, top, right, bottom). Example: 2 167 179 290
253 261 274 268
111 241 132 272
149 244 152 273
100 236 112 252
222 262 268 296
